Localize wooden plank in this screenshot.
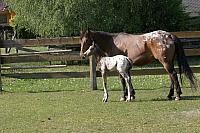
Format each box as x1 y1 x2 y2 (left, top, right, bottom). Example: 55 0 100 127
0 36 80 48
2 66 199 79
2 49 72 56
172 31 200 38
0 47 2 91
1 53 83 64
0 32 199 48
97 66 200 77
184 49 200 56
3 48 198 64
1 65 67 70
2 71 89 79
180 38 200 43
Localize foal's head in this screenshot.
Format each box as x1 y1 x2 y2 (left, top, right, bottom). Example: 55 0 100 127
83 42 107 59
80 28 94 58
83 42 96 58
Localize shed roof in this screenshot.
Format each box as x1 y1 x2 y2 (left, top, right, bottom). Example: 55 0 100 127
0 0 7 11
182 0 200 17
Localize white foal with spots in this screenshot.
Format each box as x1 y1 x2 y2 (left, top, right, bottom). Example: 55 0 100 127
83 43 134 102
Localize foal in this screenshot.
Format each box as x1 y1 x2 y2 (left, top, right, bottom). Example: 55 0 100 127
83 43 135 102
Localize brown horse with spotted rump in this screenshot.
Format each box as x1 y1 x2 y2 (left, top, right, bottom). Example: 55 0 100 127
80 29 197 101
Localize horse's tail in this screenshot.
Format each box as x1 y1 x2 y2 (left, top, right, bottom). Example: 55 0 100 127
126 57 133 71
174 35 198 89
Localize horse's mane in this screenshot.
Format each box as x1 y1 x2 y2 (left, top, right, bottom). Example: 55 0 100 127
95 43 106 57
93 43 107 63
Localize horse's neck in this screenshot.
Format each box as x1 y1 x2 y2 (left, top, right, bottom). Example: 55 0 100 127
94 46 106 64
92 31 113 54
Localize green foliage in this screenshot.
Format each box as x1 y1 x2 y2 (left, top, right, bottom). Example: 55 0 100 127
6 0 189 37
139 0 189 32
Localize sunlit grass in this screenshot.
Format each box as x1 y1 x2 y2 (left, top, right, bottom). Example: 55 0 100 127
0 65 200 132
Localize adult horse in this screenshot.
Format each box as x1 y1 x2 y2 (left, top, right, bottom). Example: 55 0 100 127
80 29 197 101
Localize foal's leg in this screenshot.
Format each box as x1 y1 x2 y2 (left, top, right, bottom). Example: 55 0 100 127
102 71 108 102
119 72 133 102
128 70 135 100
119 75 128 101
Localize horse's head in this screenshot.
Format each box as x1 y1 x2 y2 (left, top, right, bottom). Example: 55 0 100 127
80 28 94 58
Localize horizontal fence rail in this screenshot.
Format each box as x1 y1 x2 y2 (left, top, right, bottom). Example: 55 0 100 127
2 66 200 79
0 31 200 91
0 37 80 48
1 53 81 64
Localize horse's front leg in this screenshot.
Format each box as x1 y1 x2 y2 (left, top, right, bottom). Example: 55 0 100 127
119 74 127 101
102 71 108 102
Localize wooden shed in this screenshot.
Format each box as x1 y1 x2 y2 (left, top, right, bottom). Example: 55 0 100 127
182 0 200 30
0 0 15 26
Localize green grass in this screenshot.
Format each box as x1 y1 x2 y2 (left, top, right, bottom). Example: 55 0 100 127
0 65 200 133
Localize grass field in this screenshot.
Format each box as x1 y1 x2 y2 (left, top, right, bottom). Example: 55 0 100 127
0 65 200 133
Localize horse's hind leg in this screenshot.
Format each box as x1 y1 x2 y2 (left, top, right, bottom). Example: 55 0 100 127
162 62 182 100
167 76 174 100
170 69 182 100
101 71 108 102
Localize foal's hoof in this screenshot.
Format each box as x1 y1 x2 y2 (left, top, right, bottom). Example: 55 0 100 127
120 97 126 102
102 98 108 102
126 99 131 102
175 96 181 101
131 95 135 100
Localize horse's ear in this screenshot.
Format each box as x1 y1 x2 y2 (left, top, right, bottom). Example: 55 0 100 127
87 27 91 33
92 41 95 46
80 30 83 35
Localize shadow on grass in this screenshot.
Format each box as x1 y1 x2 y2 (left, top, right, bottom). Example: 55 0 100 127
105 86 168 92
110 95 200 103
0 89 77 94
181 95 200 100
27 90 76 93
150 95 200 101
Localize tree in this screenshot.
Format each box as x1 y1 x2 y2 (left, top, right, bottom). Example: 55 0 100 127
139 0 189 32
6 0 189 38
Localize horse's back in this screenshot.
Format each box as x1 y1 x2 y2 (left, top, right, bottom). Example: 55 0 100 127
113 31 176 66
114 33 154 65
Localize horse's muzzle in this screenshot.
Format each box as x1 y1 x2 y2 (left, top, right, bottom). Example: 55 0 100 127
80 53 86 59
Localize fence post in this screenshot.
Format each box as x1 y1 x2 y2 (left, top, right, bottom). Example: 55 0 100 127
89 55 97 90
0 46 2 91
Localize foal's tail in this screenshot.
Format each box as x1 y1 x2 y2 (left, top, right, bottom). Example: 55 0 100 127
174 35 198 89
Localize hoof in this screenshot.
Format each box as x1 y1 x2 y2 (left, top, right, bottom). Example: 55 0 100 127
175 96 181 101
102 98 108 102
167 96 173 100
131 95 135 100
126 99 131 102
102 99 108 103
120 97 126 102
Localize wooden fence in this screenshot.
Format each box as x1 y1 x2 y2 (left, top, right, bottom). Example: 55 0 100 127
0 31 200 91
